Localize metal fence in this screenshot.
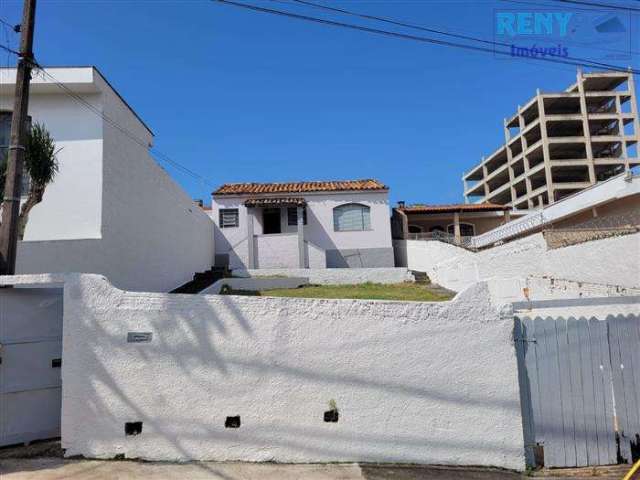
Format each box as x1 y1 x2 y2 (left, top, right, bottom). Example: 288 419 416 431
407 231 475 249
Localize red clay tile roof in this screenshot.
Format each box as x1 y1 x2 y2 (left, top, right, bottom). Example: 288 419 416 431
213 179 387 196
244 197 307 207
399 202 508 214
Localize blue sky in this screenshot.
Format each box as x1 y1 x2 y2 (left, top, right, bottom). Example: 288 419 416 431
1 0 638 206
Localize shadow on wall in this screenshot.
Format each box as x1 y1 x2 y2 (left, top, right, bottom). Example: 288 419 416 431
60 275 524 468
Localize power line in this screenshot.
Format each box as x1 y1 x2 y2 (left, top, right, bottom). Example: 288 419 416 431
214 0 639 75
285 0 640 59
33 65 215 187
283 0 511 49
0 47 214 187
0 43 20 56
0 18 18 32
547 0 640 12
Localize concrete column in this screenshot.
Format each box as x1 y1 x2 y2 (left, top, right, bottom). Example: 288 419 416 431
297 205 306 268
576 69 596 183
503 118 516 206
482 160 490 199
247 208 255 269
616 95 630 170
518 110 533 205
504 209 512 224
536 90 555 204
453 212 461 244
627 72 640 153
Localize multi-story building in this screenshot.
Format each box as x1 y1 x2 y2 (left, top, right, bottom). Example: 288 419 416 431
463 69 640 209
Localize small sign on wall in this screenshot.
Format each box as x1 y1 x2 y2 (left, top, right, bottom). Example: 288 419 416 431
127 332 153 343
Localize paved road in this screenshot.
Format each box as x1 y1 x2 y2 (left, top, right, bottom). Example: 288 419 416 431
0 458 632 480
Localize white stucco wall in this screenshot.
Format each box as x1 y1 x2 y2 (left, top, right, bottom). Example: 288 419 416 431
234 267 414 285
212 191 393 269
399 232 640 292
58 274 524 470
6 67 215 292
0 71 104 241
254 233 299 268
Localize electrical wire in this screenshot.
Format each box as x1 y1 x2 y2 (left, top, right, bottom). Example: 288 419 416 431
287 0 640 57
547 0 640 12
214 0 639 75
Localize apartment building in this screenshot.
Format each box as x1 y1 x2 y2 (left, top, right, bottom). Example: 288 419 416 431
463 69 640 209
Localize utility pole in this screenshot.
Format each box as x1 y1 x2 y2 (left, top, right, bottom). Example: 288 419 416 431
0 0 37 275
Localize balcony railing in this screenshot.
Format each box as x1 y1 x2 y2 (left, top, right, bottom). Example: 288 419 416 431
407 231 475 250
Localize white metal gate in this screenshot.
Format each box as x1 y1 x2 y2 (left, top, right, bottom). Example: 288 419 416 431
515 312 640 468
0 287 63 446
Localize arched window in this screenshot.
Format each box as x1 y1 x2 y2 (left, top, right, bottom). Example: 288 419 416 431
447 223 475 237
408 225 423 233
333 203 371 231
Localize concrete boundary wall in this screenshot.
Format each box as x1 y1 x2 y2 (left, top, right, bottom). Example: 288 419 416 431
201 277 309 295
49 274 525 469
233 267 414 285
397 232 640 292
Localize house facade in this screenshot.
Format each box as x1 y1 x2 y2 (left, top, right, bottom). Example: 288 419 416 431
211 179 394 269
0 66 214 292
391 202 528 246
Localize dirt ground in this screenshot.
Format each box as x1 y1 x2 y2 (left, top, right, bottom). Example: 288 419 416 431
0 441 633 480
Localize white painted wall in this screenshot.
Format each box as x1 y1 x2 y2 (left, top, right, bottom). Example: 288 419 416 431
0 71 104 241
234 267 414 285
399 232 640 292
212 191 393 269
3 67 215 292
254 233 299 268
58 274 524 470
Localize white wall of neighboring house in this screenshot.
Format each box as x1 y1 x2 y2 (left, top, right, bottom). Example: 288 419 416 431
56 273 524 470
397 231 640 292
1 67 214 292
212 191 394 269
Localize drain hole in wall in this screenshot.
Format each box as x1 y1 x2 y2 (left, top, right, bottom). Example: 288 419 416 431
125 422 143 436
51 358 62 368
324 410 339 423
225 416 241 428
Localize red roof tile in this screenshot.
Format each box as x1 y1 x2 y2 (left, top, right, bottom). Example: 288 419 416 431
399 202 508 214
244 197 307 207
213 179 387 196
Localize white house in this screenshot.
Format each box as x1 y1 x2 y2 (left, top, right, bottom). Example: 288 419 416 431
210 179 394 269
0 66 214 292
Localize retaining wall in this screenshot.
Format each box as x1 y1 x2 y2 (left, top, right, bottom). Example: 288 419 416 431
397 232 640 292
233 267 413 285
58 274 525 469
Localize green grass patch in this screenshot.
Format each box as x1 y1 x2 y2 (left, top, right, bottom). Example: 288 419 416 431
226 282 454 302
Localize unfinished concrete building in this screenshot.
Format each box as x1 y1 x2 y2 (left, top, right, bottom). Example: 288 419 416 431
463 70 640 209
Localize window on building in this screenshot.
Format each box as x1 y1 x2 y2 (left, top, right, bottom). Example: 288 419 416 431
408 225 422 233
447 223 475 237
219 208 239 228
287 206 307 226
333 203 371 232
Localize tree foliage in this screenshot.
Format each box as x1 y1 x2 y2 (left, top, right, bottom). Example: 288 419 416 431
0 122 59 239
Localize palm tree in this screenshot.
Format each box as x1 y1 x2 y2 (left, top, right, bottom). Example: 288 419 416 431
0 122 59 240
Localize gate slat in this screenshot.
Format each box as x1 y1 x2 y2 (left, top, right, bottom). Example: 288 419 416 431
581 318 603 465
616 315 640 460
607 315 632 463
540 316 567 467
567 317 588 467
515 318 536 467
527 318 545 447
556 317 578 467
591 318 618 465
